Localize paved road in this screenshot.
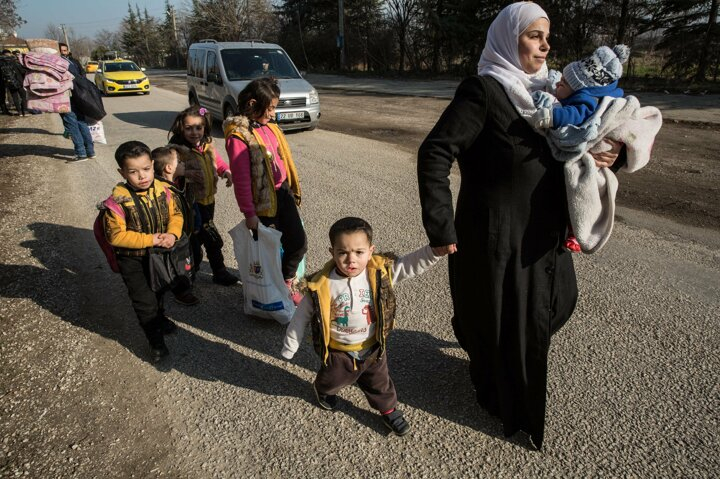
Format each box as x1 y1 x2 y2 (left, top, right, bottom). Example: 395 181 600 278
2 85 718 477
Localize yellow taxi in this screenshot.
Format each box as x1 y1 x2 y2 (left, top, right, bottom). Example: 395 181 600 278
94 59 150 95
85 61 99 73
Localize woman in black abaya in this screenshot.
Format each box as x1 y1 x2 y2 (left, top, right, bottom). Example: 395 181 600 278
417 1 620 449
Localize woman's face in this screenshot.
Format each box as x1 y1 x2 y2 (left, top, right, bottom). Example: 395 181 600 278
518 18 550 74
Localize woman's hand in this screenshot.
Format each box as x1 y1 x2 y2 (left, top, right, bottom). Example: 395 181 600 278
245 215 259 230
432 244 457 256
591 139 622 168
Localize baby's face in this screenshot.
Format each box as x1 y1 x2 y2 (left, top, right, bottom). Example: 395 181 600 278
555 76 573 100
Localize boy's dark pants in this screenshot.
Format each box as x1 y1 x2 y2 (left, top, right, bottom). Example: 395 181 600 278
259 182 307 280
194 202 226 274
314 348 398 412
117 255 165 342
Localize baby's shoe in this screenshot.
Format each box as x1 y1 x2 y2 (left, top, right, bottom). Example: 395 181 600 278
285 279 303 306
382 409 410 436
563 235 581 254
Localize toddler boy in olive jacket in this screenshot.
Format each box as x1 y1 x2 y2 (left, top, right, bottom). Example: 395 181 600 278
281 217 447 436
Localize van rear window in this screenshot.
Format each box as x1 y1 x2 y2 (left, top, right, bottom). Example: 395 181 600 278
220 49 300 81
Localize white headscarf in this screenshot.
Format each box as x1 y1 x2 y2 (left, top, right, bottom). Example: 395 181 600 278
477 1 550 120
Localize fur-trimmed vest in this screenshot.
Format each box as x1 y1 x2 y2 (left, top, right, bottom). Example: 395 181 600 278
222 116 301 217
306 255 397 366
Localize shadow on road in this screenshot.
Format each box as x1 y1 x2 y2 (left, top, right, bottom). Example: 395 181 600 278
114 111 180 132
0 143 74 160
1 221 529 444
0 127 63 136
1 222 309 404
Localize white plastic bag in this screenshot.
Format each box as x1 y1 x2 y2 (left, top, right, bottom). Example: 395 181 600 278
229 221 295 324
88 120 107 144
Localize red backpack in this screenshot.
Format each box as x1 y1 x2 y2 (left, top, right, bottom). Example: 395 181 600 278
94 187 173 273
93 196 125 273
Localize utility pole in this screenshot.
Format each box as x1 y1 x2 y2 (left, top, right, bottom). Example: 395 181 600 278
60 24 69 48
338 0 345 70
168 6 180 67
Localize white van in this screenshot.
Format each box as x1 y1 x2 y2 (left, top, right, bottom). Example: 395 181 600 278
186 40 320 131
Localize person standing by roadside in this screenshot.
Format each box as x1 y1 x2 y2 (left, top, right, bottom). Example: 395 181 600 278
168 105 240 287
59 42 95 162
0 49 28 116
417 1 622 449
223 77 307 305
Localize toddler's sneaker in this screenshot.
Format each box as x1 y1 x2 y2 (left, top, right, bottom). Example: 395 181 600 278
285 279 303 306
69 156 88 163
382 409 411 436
313 383 337 411
563 235 581 254
213 268 239 286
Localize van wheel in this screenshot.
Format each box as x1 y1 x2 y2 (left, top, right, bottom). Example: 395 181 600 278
189 93 199 106
223 104 236 120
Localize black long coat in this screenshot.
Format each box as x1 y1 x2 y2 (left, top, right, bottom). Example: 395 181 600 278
417 76 578 449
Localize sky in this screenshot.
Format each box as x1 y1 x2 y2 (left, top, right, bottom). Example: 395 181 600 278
16 0 185 41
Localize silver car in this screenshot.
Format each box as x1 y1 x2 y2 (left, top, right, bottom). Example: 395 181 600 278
187 40 320 131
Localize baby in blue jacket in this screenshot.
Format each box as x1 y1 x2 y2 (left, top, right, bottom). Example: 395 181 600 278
533 44 630 130
533 44 630 252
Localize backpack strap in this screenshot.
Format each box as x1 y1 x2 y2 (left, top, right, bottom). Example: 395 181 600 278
102 196 124 218
127 188 152 234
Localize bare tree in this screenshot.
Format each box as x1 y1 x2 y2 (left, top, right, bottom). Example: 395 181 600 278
385 0 420 73
188 0 276 43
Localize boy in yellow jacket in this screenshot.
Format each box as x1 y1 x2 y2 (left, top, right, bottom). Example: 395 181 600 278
103 141 184 360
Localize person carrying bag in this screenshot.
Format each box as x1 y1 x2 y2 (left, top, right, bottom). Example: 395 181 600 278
127 188 194 293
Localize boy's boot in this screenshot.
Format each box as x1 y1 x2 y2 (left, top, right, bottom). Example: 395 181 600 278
142 321 169 361
382 409 411 436
159 315 177 335
212 268 239 286
313 383 337 411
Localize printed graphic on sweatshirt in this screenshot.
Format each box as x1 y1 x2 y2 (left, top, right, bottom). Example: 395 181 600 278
330 289 375 336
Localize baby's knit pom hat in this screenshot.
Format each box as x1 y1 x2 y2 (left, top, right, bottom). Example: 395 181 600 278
563 44 630 92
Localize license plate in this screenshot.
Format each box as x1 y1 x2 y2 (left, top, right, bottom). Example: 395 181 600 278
122 84 137 89
278 112 304 120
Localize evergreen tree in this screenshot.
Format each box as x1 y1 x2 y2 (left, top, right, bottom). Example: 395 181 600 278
0 0 25 34
655 0 719 81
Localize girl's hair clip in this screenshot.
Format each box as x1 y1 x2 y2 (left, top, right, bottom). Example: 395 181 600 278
198 107 208 116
